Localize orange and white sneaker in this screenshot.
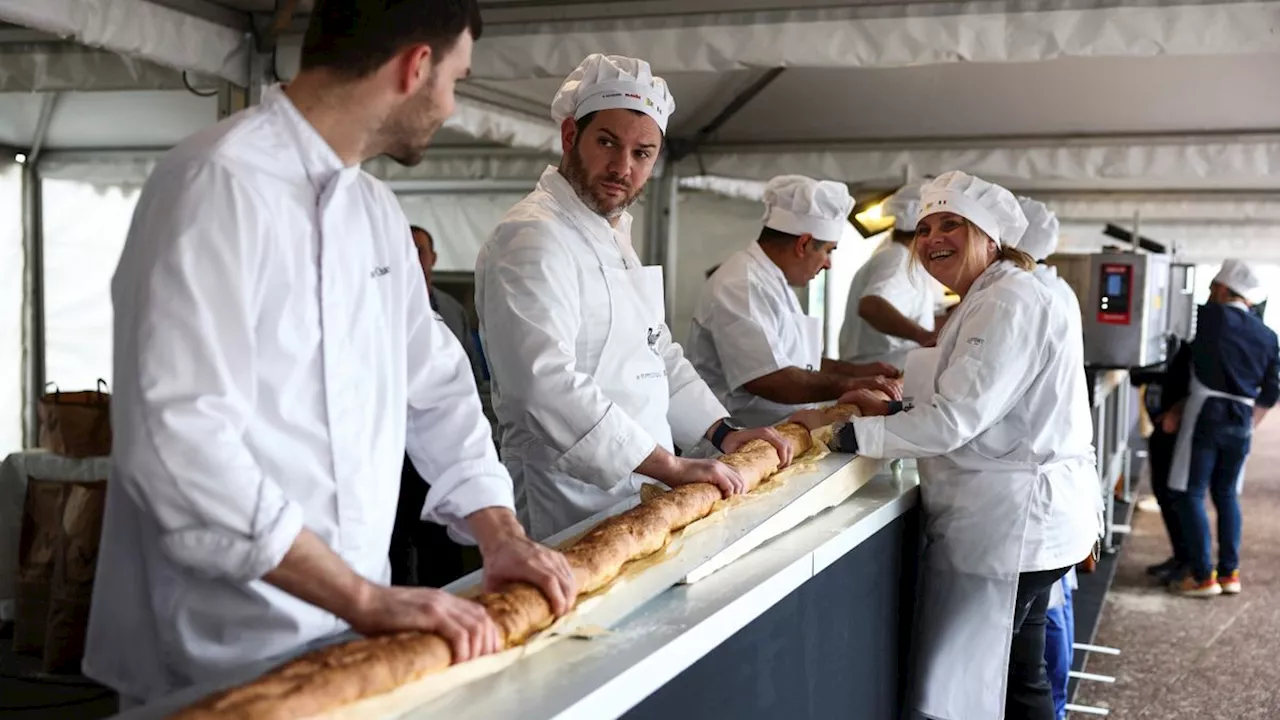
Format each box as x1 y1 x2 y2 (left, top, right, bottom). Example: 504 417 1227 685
1172 572 1222 598
1219 570 1241 595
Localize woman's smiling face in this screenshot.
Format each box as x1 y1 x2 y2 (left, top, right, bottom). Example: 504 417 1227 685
915 211 994 295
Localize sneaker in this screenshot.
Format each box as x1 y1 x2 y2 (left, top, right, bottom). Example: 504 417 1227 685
1146 557 1181 577
1172 572 1222 598
1219 570 1241 595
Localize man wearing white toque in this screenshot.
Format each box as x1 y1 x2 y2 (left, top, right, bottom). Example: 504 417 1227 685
1161 258 1278 598
686 175 902 428
839 183 943 370
476 54 792 541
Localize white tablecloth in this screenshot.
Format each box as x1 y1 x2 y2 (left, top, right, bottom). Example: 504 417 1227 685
0 450 110 622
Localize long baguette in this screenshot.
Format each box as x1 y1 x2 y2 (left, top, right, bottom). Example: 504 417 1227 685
169 405 862 719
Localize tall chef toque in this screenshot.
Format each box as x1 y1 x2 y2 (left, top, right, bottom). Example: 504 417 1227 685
551 54 676 135
919 171 1028 249
761 175 855 244
1016 196 1061 262
1214 259 1267 304
884 183 924 232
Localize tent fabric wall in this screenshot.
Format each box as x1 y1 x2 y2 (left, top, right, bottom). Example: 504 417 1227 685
39 178 138 394
476 1 1280 79
0 161 22 456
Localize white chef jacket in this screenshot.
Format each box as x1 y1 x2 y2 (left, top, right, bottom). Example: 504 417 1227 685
838 240 938 368
686 243 822 426
476 167 727 532
83 85 513 702
852 260 1100 572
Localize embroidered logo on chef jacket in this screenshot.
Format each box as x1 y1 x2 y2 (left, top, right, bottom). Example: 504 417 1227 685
967 337 985 347
646 327 662 356
370 266 390 279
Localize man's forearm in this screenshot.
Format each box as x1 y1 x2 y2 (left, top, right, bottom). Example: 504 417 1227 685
466 507 529 554
1254 406 1271 428
743 367 853 405
263 528 374 624
859 295 929 344
635 444 681 485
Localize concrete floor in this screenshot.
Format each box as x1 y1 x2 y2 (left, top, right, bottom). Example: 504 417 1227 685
1074 420 1280 719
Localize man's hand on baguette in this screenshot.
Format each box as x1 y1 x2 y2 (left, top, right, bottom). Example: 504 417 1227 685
470 507 578 616
719 425 795 468
264 528 506 664
665 458 749 498
347 585 501 663
837 388 893 417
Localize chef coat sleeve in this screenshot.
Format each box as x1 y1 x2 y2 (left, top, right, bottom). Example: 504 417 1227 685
852 289 1046 458
861 246 920 310
709 279 795 392
480 222 656 489
657 329 729 450
121 161 303 583
399 224 514 542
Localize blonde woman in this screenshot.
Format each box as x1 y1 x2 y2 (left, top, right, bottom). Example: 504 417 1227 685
824 172 1101 720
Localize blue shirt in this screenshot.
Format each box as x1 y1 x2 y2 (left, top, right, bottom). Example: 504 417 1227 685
1191 302 1280 427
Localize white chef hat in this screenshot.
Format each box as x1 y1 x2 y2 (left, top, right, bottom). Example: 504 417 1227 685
1213 259 1267 304
883 183 923 232
550 54 675 135
761 175 855 243
918 171 1028 248
1016 196 1060 261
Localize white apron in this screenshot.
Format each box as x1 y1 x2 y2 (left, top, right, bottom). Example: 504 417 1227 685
512 261 673 541
899 346 1038 720
1167 374 1253 494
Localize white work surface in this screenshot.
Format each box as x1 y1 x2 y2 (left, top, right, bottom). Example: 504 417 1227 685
114 460 920 720
0 450 111 622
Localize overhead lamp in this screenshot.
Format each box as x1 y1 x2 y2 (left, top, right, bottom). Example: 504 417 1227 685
849 190 896 238
14 153 26 164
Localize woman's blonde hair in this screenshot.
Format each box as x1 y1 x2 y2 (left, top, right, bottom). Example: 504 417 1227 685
910 217 1035 286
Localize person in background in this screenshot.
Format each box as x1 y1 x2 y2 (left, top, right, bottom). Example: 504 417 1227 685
86 1 576 706
824 171 1102 720
1130 338 1193 585
686 175 901 428
1016 196 1082 720
410 224 485 382
390 224 487 589
1163 259 1279 597
476 54 793 541
838 183 941 370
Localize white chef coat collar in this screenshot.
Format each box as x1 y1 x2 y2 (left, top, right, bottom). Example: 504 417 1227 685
263 84 354 193
746 241 796 302
1226 299 1251 313
538 165 634 241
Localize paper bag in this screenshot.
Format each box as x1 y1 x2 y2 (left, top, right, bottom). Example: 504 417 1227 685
37 381 112 459
43 482 107 673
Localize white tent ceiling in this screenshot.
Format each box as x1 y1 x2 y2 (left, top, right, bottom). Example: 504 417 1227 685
1 0 1278 255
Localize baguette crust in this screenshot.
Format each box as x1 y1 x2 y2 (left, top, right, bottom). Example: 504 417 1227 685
169 405 862 720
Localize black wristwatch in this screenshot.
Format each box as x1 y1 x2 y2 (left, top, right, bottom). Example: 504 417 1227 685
710 419 744 452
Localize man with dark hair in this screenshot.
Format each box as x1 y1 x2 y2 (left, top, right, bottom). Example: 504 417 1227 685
87 0 575 706
687 175 902 428
477 54 794 541
409 224 484 380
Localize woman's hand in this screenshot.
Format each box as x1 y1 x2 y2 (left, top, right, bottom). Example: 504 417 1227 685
837 388 892 417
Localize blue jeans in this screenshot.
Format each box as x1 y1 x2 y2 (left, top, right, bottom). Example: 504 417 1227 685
1177 421 1250 582
1043 578 1074 720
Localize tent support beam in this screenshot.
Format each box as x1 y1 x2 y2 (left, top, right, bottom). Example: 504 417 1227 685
21 92 57 447
643 167 680 321
142 0 252 31
669 67 784 162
